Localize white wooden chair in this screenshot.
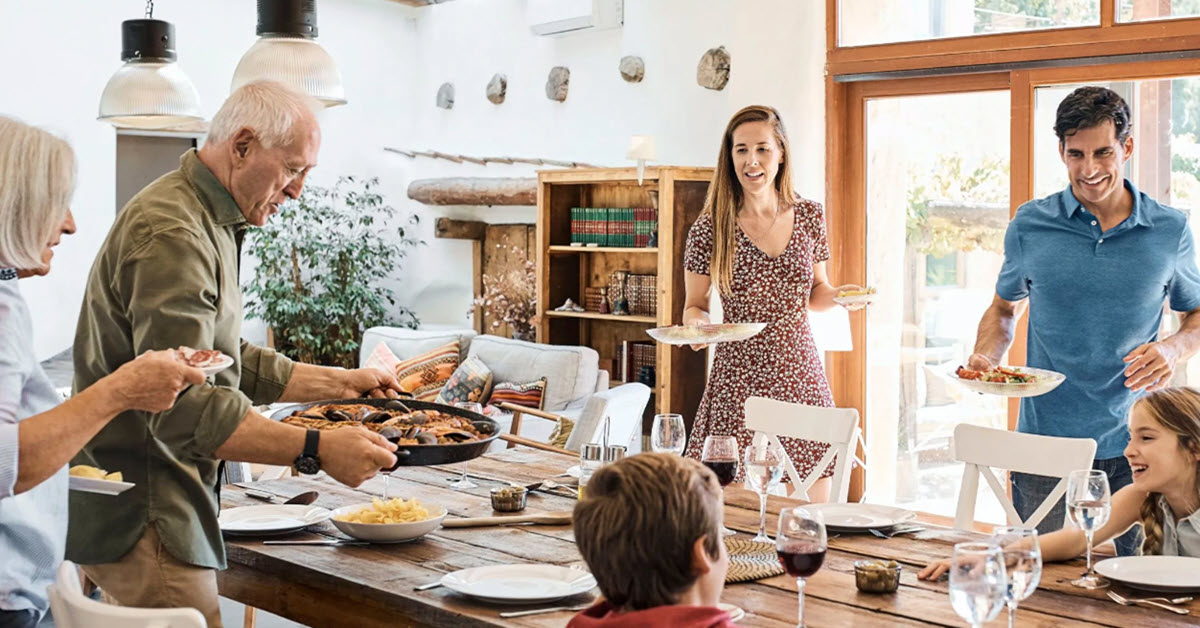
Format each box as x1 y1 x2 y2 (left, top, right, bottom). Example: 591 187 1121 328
950 423 1097 531
48 560 206 628
743 396 863 503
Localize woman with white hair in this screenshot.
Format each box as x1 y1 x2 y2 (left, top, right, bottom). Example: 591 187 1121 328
0 115 204 628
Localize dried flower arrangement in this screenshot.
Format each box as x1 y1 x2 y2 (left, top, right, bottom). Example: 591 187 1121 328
470 245 537 340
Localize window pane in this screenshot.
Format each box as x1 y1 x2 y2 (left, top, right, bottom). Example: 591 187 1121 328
840 0 1099 47
863 91 1010 522
1119 0 1200 22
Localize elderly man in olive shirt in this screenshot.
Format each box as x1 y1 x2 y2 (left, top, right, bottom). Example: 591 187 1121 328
69 81 400 627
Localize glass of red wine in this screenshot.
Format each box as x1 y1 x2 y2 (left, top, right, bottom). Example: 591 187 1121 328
701 435 740 537
776 506 827 628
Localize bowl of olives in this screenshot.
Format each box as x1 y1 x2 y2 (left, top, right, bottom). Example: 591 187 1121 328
490 485 528 512
854 559 901 593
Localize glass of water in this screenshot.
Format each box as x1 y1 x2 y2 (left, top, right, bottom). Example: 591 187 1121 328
949 542 1007 628
1067 469 1111 589
650 413 686 455
449 402 483 490
745 441 786 543
990 527 1042 628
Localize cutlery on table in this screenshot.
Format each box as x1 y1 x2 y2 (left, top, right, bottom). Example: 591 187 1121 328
498 603 593 618
1124 595 1193 604
442 511 573 528
413 581 443 591
868 526 924 539
263 539 366 546
1108 591 1190 614
238 488 319 506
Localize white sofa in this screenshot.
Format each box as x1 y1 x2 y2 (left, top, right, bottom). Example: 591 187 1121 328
360 326 650 453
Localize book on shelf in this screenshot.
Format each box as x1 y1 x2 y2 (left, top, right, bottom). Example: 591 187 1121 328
566 207 656 247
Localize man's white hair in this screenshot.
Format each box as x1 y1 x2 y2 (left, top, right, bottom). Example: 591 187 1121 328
0 116 74 270
205 80 322 149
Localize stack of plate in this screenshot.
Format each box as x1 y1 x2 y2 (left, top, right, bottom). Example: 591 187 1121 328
441 564 596 604
803 503 917 533
218 505 332 536
1095 556 1200 592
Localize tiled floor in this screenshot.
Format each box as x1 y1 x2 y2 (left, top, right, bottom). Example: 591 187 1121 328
38 350 305 628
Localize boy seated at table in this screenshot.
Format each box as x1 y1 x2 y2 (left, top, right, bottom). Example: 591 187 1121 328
569 453 739 628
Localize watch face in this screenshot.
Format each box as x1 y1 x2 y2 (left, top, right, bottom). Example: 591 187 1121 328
294 456 320 475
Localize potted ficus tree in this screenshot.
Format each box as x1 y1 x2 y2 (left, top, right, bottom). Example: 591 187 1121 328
244 176 421 368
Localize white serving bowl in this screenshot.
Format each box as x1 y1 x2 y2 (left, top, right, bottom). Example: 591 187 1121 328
329 502 447 543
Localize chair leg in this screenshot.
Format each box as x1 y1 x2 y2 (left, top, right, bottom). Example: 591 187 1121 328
507 411 525 449
244 605 257 628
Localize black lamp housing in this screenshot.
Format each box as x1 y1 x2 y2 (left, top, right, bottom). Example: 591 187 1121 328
121 19 177 62
257 0 318 39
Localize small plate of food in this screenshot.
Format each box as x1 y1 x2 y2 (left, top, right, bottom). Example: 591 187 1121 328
953 365 1066 398
646 323 767 346
833 287 876 307
330 497 446 543
176 347 234 377
68 464 134 496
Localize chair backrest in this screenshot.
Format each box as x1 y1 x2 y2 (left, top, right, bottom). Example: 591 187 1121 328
565 382 652 453
743 397 861 503
49 561 206 628
950 423 1097 531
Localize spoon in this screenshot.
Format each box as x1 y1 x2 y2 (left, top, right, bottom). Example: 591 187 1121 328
283 491 319 506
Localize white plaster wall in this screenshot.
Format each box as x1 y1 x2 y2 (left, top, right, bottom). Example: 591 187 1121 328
0 0 826 359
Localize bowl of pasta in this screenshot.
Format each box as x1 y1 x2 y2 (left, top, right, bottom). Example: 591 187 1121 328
330 497 447 543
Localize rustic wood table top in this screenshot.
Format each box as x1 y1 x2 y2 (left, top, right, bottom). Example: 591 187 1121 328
217 448 1199 627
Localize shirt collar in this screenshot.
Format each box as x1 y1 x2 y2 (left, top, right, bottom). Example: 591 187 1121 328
0 268 16 281
1060 178 1153 228
180 149 247 228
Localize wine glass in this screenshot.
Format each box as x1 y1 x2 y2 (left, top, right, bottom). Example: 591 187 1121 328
449 402 483 490
776 507 827 628
701 435 740 537
949 542 1007 628
1067 469 1111 589
744 441 785 544
651 413 687 455
990 527 1042 628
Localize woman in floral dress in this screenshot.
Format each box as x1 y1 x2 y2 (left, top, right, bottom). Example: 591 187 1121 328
682 105 863 502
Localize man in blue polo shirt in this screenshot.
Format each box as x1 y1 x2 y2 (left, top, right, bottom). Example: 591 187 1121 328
967 86 1200 556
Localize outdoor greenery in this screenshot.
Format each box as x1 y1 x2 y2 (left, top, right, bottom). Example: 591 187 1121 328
244 176 421 368
906 155 1009 256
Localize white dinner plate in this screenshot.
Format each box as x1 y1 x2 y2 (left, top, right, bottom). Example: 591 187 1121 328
218 505 331 536
1095 556 1200 592
68 476 135 496
951 366 1066 398
565 465 580 478
646 323 767 346
198 353 235 377
803 503 916 531
441 564 597 604
717 602 745 621
832 293 875 307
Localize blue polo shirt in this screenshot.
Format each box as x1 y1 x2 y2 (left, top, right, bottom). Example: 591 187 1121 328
996 180 1200 459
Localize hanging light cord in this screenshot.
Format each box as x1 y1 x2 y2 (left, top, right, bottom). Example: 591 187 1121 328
144 0 154 19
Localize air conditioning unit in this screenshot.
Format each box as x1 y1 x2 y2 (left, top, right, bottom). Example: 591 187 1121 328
527 0 623 36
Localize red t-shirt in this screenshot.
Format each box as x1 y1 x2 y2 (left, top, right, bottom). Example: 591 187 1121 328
567 602 739 628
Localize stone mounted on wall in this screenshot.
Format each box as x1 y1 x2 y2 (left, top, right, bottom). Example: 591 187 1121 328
619 55 644 83
545 66 569 102
436 82 455 109
697 46 730 91
486 74 507 105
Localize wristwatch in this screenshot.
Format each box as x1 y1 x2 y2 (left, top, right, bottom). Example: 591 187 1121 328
294 429 322 475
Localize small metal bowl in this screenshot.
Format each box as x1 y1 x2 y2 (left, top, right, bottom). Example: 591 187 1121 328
490 486 528 512
854 560 901 593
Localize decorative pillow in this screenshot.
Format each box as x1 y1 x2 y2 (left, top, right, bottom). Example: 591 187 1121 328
435 356 494 405
488 378 548 411
363 341 403 375
394 341 460 401
547 416 575 449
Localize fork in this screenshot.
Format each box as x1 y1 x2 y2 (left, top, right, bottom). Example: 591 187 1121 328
1125 595 1193 604
1108 590 1191 614
868 526 925 539
498 603 593 618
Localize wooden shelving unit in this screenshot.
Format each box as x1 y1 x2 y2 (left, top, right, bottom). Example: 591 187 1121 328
536 166 713 431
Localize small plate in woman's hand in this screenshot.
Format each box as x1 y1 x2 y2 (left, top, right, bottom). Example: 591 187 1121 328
647 323 767 346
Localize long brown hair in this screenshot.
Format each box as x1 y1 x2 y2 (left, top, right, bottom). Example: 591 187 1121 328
703 105 796 295
1131 387 1200 555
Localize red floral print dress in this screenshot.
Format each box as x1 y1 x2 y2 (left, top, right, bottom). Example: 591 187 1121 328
682 199 836 479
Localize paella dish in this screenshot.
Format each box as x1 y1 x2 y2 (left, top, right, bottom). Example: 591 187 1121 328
281 401 490 446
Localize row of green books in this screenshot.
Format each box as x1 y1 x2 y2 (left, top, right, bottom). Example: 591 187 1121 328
569 207 657 247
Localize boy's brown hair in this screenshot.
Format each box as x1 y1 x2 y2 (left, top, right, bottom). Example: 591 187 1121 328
573 453 724 610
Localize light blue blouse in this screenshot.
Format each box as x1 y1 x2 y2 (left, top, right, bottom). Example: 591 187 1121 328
0 275 68 617
1159 497 1200 558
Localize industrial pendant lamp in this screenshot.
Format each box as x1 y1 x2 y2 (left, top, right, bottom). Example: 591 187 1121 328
230 0 346 106
97 1 203 129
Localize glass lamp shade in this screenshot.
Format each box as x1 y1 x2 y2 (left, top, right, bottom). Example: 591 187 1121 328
231 36 346 106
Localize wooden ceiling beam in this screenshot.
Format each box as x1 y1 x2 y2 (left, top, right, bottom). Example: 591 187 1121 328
408 177 537 206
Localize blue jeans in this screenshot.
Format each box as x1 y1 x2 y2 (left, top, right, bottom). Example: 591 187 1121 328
1011 455 1142 557
0 610 40 628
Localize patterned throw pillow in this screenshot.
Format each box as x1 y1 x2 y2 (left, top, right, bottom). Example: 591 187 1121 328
435 356 494 405
363 341 402 375
488 378 547 410
393 341 460 401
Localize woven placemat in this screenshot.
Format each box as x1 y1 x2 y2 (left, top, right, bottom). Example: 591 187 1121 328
724 537 785 583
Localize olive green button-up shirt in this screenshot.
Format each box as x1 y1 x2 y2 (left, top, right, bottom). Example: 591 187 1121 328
69 149 294 569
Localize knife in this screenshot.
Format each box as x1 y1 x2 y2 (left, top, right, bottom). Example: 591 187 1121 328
262 539 367 546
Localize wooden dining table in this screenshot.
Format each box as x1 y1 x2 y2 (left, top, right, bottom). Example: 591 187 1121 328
217 448 1199 627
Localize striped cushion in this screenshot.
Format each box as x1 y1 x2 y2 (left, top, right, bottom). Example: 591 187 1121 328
394 341 460 401
488 377 547 410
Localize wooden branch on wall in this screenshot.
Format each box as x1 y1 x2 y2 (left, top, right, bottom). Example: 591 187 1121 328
385 147 599 169
434 218 487 240
408 177 537 206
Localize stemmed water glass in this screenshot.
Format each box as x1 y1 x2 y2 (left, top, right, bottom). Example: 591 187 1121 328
449 402 483 490
949 542 1007 628
1067 469 1111 589
650 413 687 455
744 441 785 544
776 507 827 628
700 435 740 536
991 527 1042 628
